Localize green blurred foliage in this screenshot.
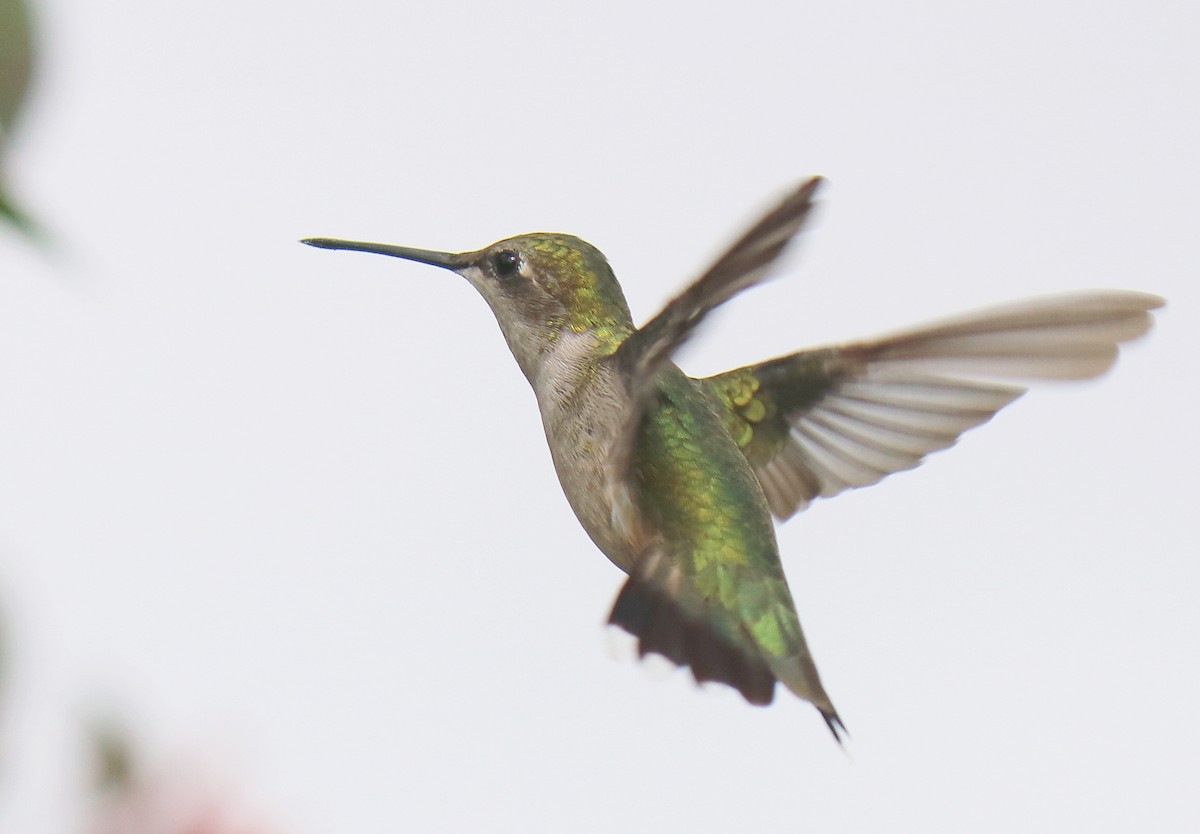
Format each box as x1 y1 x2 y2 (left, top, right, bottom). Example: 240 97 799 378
0 0 37 236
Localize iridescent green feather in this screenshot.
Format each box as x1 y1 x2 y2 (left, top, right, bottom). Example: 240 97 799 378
523 235 633 349
632 367 806 663
703 350 841 469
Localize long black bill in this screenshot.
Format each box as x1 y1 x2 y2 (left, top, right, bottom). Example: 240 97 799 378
301 238 463 270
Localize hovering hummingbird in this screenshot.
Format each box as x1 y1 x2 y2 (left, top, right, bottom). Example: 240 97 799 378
303 178 1161 741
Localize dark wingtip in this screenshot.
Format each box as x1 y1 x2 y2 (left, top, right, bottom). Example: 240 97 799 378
609 573 777 707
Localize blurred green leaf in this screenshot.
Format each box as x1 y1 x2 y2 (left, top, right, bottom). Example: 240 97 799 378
0 0 33 131
0 0 38 236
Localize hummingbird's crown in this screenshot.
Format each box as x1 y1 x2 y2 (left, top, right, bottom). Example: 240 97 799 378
491 233 634 337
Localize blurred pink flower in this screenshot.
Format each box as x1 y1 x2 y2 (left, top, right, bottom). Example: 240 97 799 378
91 763 281 834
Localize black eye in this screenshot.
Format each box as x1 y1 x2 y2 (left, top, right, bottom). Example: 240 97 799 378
493 250 520 277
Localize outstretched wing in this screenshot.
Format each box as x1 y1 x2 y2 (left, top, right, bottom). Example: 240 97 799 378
705 290 1164 519
605 179 824 527
617 177 824 388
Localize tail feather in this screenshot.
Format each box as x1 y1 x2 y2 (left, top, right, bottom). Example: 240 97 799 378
822 709 849 744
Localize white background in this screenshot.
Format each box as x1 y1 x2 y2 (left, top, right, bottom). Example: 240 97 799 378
1 1 1197 832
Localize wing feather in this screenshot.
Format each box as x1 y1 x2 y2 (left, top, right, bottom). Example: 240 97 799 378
606 179 824 526
707 291 1164 519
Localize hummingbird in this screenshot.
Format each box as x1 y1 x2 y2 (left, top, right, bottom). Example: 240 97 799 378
302 178 1161 741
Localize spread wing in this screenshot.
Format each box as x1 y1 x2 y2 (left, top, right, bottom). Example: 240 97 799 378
617 177 823 389
704 291 1164 519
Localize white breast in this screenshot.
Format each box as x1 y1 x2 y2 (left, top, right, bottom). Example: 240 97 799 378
529 332 639 572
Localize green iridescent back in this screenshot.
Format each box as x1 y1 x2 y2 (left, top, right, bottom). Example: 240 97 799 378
632 366 808 664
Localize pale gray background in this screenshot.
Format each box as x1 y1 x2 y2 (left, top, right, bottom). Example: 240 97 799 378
1 1 1197 832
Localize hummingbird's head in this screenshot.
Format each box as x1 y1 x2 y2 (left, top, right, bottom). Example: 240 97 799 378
303 232 635 376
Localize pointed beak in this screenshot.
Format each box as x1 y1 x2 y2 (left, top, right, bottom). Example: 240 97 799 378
301 237 465 271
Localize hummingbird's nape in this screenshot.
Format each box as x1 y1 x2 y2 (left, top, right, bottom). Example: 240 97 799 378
301 237 463 270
